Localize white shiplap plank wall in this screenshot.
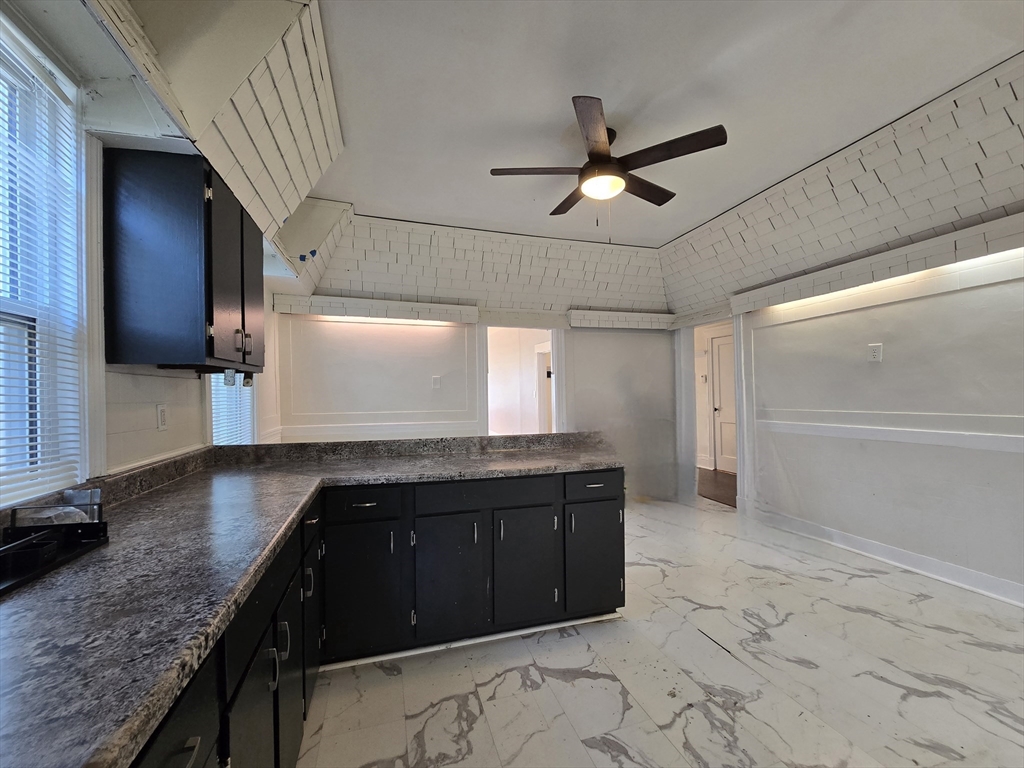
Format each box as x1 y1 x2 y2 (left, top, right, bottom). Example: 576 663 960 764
195 0 343 239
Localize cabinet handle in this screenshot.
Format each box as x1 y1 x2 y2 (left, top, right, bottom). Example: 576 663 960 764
352 502 377 508
554 588 558 603
473 521 478 544
305 517 320 526
279 621 291 661
244 332 253 353
571 513 575 533
500 519 504 541
620 509 623 524
554 515 557 531
182 736 201 768
390 530 394 554
234 329 245 352
268 647 280 692
585 483 605 488
620 578 624 592
305 567 314 598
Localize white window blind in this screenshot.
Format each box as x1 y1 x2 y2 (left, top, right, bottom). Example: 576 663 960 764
210 373 254 445
0 19 82 506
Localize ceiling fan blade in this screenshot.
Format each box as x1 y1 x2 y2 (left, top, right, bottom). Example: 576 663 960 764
572 95 611 160
618 125 727 172
491 167 580 176
550 186 584 215
625 174 676 206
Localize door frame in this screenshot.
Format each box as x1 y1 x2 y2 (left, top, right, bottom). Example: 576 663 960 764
694 320 733 471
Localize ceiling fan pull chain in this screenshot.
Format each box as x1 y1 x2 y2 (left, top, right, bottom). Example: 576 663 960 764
607 198 612 244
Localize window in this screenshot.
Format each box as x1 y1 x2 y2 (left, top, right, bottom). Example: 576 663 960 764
210 373 254 445
0 18 82 506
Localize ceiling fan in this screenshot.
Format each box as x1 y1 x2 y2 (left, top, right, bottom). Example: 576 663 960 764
491 96 727 215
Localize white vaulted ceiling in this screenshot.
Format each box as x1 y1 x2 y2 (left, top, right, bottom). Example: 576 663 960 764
311 0 1023 247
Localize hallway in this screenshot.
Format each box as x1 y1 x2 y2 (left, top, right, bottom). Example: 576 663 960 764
298 499 1024 768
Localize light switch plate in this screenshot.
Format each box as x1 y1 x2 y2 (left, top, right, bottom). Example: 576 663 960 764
156 403 168 431
867 343 883 362
432 376 441 389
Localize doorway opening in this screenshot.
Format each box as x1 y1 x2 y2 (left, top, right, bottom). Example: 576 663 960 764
486 327 555 435
693 320 737 507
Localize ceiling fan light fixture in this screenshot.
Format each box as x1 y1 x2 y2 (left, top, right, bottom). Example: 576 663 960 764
579 165 626 200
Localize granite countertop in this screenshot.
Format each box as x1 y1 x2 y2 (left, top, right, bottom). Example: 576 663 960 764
0 434 621 768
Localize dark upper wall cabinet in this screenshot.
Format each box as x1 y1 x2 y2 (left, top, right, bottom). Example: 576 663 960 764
104 149 264 372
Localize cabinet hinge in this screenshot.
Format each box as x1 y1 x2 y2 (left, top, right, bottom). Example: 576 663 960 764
411 609 417 626
204 186 213 201
206 323 214 338
410 531 416 547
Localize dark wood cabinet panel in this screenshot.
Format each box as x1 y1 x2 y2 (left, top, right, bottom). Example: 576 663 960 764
242 212 265 367
415 511 492 641
415 475 560 515
324 521 404 659
302 529 323 718
104 149 207 366
209 170 243 364
494 506 563 627
225 626 277 768
324 486 402 524
565 500 625 616
133 651 220 768
276 572 304 768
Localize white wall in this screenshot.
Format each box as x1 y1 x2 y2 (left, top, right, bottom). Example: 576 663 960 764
742 251 1024 598
277 314 484 441
105 369 207 472
563 328 677 501
486 327 551 435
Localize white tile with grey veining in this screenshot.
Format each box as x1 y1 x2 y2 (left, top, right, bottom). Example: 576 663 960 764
483 686 595 767
582 718 690 768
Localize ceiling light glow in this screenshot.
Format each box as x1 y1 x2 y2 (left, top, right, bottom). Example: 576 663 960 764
580 173 626 200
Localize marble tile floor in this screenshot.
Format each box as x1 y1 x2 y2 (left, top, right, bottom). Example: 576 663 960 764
298 498 1024 768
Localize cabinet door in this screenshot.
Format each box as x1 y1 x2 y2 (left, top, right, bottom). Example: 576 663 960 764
276 572 304 768
241 210 264 367
324 521 403 660
226 626 276 768
565 500 624 616
302 531 322 717
494 506 562 627
208 170 243 363
415 511 492 642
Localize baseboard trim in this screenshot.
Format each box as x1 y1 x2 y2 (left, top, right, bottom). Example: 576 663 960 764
317 612 621 672
740 500 1024 607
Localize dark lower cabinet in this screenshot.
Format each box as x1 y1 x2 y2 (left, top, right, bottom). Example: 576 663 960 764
276 572 305 768
133 652 220 768
324 521 403 659
493 505 563 626
302 528 323 718
415 511 492 641
565 499 625 615
226 626 277 768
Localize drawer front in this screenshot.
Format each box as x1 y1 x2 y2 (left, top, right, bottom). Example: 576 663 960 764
415 474 561 515
325 486 402 523
134 652 220 768
565 468 624 501
224 528 300 698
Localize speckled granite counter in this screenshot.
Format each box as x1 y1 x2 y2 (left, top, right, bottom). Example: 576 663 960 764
0 433 620 768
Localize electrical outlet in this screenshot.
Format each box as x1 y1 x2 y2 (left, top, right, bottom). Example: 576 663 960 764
867 343 883 362
156 403 168 431
432 376 441 389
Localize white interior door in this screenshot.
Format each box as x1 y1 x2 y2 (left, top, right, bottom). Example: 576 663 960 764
711 335 737 473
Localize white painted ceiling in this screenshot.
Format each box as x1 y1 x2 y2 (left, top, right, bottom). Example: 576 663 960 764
312 0 1023 248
